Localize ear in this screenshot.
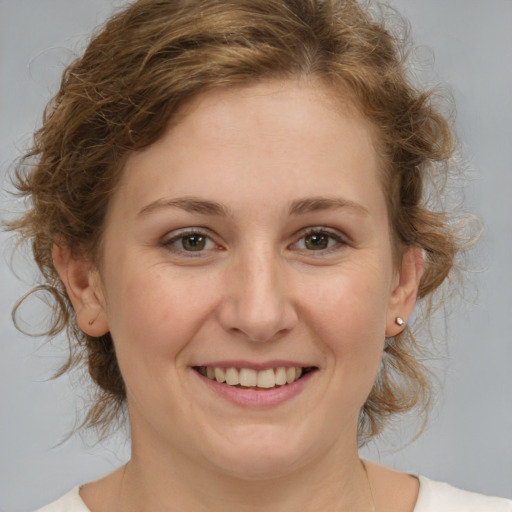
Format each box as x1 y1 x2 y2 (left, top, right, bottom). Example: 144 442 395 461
53 244 109 337
385 246 424 337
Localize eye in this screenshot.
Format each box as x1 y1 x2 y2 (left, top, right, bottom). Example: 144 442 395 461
302 232 334 250
292 228 345 252
162 230 218 254
179 233 209 251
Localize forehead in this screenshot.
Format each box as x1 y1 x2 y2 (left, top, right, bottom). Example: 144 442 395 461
109 79 385 219
173 79 377 153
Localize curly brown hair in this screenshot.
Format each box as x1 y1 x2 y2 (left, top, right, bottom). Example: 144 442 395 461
7 0 468 443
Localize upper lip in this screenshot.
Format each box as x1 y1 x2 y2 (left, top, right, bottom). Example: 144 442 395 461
192 360 316 371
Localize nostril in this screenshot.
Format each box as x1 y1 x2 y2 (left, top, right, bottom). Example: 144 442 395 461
215 279 299 343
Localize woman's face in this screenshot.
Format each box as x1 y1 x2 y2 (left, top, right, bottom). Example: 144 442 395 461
69 80 421 478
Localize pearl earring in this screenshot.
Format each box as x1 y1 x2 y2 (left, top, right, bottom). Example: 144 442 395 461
395 317 405 326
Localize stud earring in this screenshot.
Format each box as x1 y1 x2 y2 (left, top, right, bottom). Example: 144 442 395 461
395 317 405 326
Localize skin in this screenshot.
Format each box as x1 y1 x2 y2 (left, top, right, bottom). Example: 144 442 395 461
54 79 422 511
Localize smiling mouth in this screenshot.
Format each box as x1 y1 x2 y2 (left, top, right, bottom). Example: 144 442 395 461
193 366 316 390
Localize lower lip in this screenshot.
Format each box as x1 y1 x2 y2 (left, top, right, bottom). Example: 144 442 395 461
194 370 316 407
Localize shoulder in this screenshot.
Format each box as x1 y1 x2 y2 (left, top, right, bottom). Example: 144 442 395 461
415 476 512 512
34 487 91 512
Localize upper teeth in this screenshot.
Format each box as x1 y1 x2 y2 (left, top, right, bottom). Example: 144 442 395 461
200 366 304 388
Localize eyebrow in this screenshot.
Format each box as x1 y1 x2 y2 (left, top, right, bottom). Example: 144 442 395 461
289 197 369 216
137 195 369 218
137 197 230 217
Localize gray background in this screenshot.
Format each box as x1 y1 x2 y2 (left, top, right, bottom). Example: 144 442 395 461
1 1 511 510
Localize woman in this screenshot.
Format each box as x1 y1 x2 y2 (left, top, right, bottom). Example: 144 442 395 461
5 0 511 510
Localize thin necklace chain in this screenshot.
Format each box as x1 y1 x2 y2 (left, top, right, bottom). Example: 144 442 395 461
118 461 377 512
361 459 377 512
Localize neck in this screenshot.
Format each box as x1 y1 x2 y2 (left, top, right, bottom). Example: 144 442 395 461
119 440 373 512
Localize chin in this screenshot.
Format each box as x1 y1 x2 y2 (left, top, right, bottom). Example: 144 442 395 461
201 424 319 481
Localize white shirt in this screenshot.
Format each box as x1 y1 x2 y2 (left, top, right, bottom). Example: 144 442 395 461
413 477 512 511
35 476 512 511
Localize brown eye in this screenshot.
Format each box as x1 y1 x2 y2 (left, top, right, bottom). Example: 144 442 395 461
163 231 216 254
304 232 331 250
291 229 344 254
181 234 207 251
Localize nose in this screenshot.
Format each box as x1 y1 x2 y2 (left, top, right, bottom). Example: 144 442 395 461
216 248 298 343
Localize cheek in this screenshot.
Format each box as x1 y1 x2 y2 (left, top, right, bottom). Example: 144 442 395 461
104 265 218 361
305 262 390 327
294 267 390 427
300 265 390 366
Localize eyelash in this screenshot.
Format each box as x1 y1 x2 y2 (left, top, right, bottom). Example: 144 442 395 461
290 227 347 254
161 228 220 256
161 227 348 257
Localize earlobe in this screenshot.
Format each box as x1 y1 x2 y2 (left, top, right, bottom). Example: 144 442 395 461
52 244 109 337
385 246 424 337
